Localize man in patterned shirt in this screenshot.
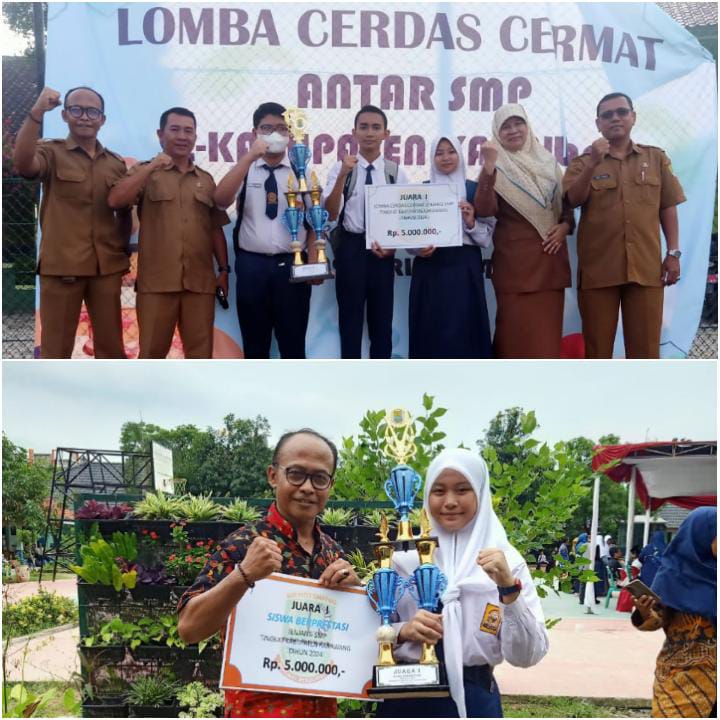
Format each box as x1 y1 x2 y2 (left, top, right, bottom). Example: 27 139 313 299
178 428 360 717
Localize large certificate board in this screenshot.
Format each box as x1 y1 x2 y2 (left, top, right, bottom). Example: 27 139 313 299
365 183 464 250
220 573 379 699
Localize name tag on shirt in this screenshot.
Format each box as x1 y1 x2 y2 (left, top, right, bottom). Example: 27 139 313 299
248 182 263 189
480 603 502 635
592 174 611 180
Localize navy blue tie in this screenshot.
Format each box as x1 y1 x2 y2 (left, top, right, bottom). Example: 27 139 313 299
263 164 278 219
365 164 374 185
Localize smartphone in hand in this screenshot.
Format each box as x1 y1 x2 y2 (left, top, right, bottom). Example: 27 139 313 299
216 287 229 310
625 579 661 604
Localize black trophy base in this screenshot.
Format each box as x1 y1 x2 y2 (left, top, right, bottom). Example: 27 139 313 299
367 663 450 699
289 262 334 283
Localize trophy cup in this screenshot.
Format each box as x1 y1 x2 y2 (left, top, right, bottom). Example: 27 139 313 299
365 409 450 699
300 171 334 281
281 176 306 283
283 107 310 192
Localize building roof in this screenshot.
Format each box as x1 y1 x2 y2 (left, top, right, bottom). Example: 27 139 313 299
657 3 718 28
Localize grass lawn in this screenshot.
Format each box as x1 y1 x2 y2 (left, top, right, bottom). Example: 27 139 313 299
3 685 652 718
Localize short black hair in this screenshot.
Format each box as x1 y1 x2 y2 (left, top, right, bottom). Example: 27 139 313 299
596 92 634 117
64 86 105 113
354 104 387 129
253 102 287 129
272 428 338 474
159 107 196 131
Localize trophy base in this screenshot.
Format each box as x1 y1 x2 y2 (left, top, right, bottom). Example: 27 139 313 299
367 663 450 699
289 262 334 283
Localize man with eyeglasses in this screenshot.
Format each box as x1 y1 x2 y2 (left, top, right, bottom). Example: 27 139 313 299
214 102 321 359
563 92 686 359
13 85 132 358
178 428 359 717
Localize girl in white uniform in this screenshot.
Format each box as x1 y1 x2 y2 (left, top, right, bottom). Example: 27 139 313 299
377 448 548 718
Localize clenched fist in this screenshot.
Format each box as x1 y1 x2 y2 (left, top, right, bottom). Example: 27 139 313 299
480 140 499 174
239 536 283 584
149 152 174 171
249 137 269 160
32 87 62 116
340 154 359 177
590 137 610 166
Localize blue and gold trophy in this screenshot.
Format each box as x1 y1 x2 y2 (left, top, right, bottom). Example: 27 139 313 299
283 107 310 192
366 409 450 698
281 175 306 283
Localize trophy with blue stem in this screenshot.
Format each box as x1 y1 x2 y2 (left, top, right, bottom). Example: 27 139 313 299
283 107 310 192
365 408 450 699
281 175 306 283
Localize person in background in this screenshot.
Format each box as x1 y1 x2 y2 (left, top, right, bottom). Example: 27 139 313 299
632 507 716 717
639 530 667 587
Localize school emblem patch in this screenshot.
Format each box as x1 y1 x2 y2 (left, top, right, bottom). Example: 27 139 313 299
480 603 502 635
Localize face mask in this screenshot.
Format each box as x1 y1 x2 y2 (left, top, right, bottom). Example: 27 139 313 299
263 132 289 153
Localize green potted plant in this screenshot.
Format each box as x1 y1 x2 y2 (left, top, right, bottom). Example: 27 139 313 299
220 499 261 524
319 507 356 546
177 681 224 718
125 670 180 717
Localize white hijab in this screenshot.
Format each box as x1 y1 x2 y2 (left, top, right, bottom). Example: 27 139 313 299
429 135 467 200
394 448 524 718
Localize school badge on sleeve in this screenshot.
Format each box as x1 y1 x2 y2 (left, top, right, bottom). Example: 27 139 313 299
480 603 502 635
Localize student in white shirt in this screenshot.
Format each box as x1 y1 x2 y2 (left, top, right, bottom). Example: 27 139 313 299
379 448 548 718
214 102 321 358
324 105 409 358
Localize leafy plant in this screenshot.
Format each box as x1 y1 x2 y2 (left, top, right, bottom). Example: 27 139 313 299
346 549 377 584
132 491 185 520
3 683 57 718
69 533 137 590
164 525 214 585
2 590 77 639
134 564 171 585
362 508 395 527
176 494 222 521
125 671 179 707
83 615 187 650
75 500 132 520
221 499 261 523
320 508 354 526
176 682 224 718
409 508 424 528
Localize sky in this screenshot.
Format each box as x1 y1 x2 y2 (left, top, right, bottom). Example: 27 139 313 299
2 360 716 453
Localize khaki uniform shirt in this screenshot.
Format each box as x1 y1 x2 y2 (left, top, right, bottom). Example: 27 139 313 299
563 143 686 289
131 162 230 294
33 137 130 276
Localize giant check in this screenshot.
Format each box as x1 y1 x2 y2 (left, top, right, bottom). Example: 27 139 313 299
365 183 464 250
220 573 379 699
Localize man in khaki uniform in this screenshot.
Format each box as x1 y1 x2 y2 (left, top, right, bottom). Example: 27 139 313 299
563 92 686 359
109 107 230 359
13 85 131 358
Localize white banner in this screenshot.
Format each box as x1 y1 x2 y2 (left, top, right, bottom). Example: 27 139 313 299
220 573 379 699
43 2 717 358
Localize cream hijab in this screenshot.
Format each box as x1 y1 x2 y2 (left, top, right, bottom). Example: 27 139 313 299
492 103 564 239
394 448 524 718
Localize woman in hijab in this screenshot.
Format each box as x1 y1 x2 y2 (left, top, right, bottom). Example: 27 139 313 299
409 136 496 358
579 535 609 604
639 530 667 586
376 448 548 718
473 104 573 358
632 507 716 718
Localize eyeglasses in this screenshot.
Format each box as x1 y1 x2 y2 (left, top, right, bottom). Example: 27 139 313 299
65 105 104 121
598 107 632 120
258 124 290 136
274 464 333 490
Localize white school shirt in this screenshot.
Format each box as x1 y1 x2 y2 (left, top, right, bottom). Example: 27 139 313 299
237 156 309 254
393 557 548 669
323 154 409 234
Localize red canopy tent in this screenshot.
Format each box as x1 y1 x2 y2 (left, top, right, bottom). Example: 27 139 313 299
591 441 716 566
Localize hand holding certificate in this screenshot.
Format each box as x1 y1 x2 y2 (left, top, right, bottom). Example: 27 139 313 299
365 183 464 250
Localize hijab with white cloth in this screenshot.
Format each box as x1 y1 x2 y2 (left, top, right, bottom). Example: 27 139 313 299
393 448 543 718
491 103 563 240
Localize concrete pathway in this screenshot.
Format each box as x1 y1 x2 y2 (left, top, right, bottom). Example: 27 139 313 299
3 582 663 699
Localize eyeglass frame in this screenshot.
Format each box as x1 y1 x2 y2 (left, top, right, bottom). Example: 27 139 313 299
598 107 632 121
273 463 334 490
258 123 290 136
65 105 104 121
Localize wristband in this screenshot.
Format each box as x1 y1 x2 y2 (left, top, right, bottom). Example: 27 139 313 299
27 112 41 124
235 563 255 588
498 579 522 598
218 265 231 274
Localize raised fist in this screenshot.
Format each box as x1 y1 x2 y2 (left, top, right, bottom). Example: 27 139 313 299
340 155 359 177
239 536 282 584
590 137 610 166
480 141 499 173
249 137 269 160
33 87 62 115
150 152 174 170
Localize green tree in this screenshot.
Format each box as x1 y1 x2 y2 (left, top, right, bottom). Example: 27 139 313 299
333 394 448 501
2 434 52 539
2 2 47 55
477 406 535 464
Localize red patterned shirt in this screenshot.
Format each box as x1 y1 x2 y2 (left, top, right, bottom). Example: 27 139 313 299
178 503 346 718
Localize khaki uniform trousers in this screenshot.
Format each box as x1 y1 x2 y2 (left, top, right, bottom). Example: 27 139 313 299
579 283 664 359
39 273 125 359
137 290 215 359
